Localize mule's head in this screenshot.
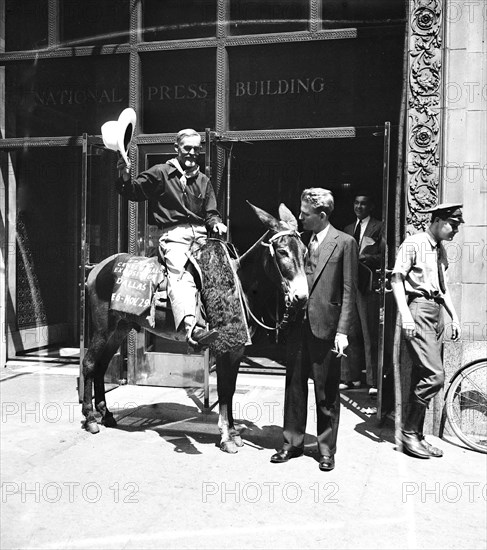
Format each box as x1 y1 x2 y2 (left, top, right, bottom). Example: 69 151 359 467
247 201 308 309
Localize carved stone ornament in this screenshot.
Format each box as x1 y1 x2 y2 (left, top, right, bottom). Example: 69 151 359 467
406 0 444 234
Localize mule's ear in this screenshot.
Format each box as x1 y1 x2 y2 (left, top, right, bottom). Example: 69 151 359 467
247 201 281 231
278 203 298 231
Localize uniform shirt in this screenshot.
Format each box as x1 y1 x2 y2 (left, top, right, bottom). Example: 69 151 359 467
392 229 448 298
116 162 222 230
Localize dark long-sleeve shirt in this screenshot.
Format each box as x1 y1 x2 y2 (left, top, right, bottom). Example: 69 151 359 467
116 162 222 231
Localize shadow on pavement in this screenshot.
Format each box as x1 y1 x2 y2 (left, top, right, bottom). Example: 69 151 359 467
340 388 395 445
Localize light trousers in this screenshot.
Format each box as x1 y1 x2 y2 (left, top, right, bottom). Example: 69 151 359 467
158 224 207 330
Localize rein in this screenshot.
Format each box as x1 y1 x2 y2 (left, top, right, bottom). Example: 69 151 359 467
244 228 301 333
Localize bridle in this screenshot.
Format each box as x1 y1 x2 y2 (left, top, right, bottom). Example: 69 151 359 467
245 228 304 332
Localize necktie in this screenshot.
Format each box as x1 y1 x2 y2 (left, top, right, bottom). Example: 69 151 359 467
437 246 446 294
308 234 318 257
306 235 318 271
353 220 361 245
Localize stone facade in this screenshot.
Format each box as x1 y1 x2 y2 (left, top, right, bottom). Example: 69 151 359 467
403 0 487 434
441 0 487 372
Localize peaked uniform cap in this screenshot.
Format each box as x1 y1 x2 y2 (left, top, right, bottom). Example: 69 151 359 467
101 108 136 165
420 202 464 223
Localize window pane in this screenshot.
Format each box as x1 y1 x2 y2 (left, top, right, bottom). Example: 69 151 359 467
141 49 216 134
229 33 404 130
5 56 129 138
143 0 217 41
60 0 130 46
5 0 48 51
321 0 406 29
230 0 309 35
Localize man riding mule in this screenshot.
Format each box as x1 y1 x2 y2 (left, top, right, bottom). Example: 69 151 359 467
116 128 227 347
81 198 308 450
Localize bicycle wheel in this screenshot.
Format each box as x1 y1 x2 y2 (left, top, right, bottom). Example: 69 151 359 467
445 359 487 453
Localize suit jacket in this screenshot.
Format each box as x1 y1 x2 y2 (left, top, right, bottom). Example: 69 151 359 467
305 225 358 341
344 217 384 293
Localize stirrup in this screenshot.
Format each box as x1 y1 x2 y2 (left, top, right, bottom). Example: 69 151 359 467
187 327 219 349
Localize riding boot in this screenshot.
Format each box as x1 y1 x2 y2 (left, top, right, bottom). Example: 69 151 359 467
184 315 218 348
417 404 444 457
401 401 433 459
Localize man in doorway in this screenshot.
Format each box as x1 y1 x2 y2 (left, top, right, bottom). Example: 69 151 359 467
342 194 384 396
271 188 358 471
116 128 227 347
391 203 463 458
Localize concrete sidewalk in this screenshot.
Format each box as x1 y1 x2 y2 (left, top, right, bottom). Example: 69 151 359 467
1 361 486 550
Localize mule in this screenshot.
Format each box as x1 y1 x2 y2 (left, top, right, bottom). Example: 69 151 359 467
81 202 308 453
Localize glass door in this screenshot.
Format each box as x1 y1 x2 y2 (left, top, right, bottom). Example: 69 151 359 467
4 145 82 362
129 140 216 388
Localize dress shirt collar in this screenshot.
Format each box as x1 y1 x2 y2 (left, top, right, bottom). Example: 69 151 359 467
357 216 370 230
313 224 330 246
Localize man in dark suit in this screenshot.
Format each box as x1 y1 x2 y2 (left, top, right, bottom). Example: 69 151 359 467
271 188 358 471
342 194 384 395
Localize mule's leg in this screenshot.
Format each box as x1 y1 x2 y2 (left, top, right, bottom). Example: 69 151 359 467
227 350 245 448
216 349 243 453
82 332 108 434
94 323 131 428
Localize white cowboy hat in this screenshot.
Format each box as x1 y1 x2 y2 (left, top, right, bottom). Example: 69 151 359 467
101 107 136 165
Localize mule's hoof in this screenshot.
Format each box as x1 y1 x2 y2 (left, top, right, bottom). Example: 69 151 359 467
102 415 117 428
220 440 239 454
230 433 244 447
234 436 244 447
85 421 100 434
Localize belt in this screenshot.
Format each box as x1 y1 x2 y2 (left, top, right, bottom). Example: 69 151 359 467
409 293 444 305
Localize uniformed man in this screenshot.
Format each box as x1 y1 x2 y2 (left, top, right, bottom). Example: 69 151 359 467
391 203 464 458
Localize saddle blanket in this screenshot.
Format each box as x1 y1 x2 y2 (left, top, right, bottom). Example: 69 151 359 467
195 239 252 355
110 256 165 325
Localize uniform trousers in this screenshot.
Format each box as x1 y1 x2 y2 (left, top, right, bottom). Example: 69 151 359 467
158 223 207 330
405 297 445 406
283 319 341 457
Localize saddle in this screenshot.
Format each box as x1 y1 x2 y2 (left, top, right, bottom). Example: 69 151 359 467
109 241 251 353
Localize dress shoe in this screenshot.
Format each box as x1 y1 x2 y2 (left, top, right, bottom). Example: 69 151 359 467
420 437 443 457
319 455 335 471
270 448 303 463
189 327 219 347
400 430 432 459
339 380 361 391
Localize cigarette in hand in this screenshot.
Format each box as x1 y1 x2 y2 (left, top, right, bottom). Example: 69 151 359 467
331 348 347 358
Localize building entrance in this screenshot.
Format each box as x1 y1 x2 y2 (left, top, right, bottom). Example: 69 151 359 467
226 132 393 374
